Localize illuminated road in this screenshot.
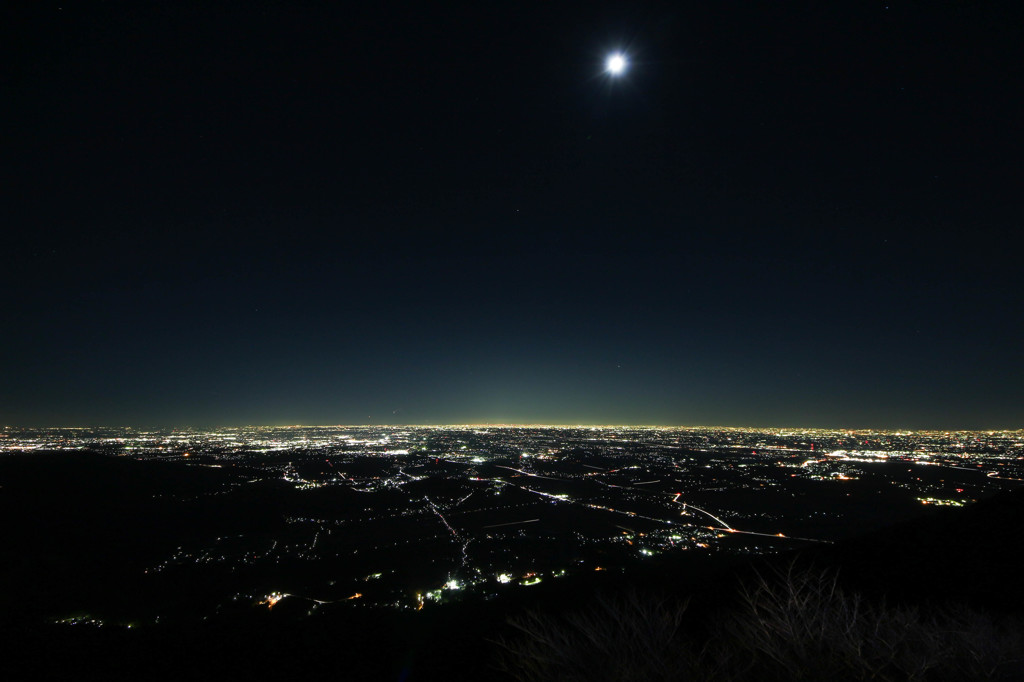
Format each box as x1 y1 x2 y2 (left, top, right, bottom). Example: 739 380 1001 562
495 465 562 481
481 519 540 529
675 501 733 530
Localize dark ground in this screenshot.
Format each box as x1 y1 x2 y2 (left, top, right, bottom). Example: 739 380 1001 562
2 453 1022 681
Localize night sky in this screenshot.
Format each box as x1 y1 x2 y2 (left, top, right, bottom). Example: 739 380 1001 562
5 1 1022 429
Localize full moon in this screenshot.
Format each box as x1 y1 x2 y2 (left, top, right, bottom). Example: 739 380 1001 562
606 54 627 75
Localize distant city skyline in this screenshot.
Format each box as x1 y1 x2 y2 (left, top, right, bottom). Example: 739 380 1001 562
6 418 1021 432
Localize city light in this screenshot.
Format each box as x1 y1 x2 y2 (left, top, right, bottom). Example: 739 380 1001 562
7 424 1018 614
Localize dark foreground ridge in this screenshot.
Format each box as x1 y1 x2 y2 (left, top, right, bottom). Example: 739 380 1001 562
2 455 1023 681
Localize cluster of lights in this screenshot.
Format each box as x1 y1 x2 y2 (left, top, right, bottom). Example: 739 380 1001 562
260 592 286 608
918 497 967 507
8 424 1018 616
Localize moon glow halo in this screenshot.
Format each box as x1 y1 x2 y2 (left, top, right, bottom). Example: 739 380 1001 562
606 54 627 75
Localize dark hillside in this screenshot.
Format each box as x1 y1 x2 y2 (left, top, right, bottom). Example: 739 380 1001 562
795 487 1024 612
2 454 1022 681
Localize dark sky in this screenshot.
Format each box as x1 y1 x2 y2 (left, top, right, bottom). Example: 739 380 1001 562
4 1 1022 429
